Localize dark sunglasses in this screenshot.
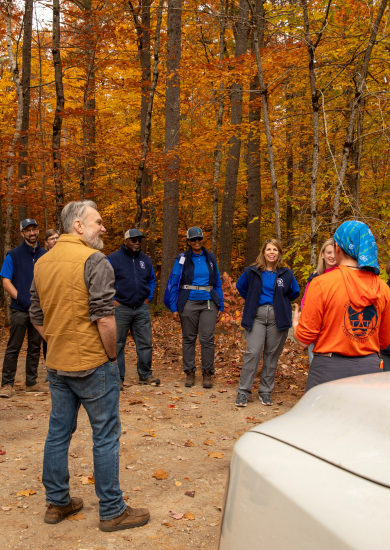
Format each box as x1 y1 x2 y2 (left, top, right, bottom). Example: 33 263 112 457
129 237 142 244
189 237 203 242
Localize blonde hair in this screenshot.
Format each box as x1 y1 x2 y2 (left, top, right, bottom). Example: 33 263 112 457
253 238 285 271
316 238 335 275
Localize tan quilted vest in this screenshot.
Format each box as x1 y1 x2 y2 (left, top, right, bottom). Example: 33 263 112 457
34 234 108 371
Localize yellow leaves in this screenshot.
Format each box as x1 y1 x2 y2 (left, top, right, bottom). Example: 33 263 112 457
174 481 182 486
184 440 194 447
152 470 168 480
183 511 195 520
16 490 36 497
79 473 94 485
208 452 224 459
203 439 214 446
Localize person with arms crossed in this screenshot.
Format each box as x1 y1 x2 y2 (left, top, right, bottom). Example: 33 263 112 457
108 228 158 390
29 201 150 531
293 221 390 391
0 219 47 398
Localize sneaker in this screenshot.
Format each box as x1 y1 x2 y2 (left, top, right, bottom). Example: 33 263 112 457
0 385 12 398
259 393 273 406
235 393 247 407
25 383 49 394
99 505 150 532
138 377 160 386
202 371 213 389
44 497 83 524
185 371 195 387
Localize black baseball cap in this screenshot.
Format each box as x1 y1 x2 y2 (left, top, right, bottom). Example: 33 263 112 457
187 227 204 240
125 228 145 240
20 218 38 231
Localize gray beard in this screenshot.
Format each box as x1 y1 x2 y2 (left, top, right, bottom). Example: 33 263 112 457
84 227 103 250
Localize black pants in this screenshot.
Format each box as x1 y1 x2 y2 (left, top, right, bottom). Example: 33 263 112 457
2 309 42 387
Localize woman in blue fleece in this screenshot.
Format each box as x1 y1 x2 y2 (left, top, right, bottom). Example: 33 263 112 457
169 227 224 389
235 238 300 407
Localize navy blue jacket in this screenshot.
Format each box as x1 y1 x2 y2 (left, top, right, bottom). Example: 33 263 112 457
108 245 156 308
8 241 46 311
176 247 220 312
237 266 300 331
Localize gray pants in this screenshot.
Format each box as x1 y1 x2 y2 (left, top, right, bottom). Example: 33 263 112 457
238 305 288 397
179 300 218 374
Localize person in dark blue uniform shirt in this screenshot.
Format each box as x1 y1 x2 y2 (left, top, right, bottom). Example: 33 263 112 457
108 229 158 390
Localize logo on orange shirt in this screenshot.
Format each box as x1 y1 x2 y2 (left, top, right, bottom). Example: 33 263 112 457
343 301 378 343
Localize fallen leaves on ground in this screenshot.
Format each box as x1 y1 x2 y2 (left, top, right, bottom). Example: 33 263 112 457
183 511 195 520
88 472 95 484
16 490 36 497
0 449 5 455
177 456 189 461
203 439 214 446
128 400 143 405
152 470 168 480
208 452 224 459
79 476 94 485
185 491 195 498
174 481 182 486
2 507 11 511
184 440 194 447
67 513 85 521
169 511 184 520
131 486 142 491
25 415 33 421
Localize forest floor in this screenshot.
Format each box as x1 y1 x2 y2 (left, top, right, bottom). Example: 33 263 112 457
0 311 309 550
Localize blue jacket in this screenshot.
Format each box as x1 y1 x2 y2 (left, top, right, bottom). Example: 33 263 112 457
108 245 156 307
236 266 300 331
6 241 46 311
172 247 224 313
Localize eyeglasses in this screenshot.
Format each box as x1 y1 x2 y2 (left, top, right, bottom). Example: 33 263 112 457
129 238 142 244
47 236 59 242
189 237 203 242
23 228 39 234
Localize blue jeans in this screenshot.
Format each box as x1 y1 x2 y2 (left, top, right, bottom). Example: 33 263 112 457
43 362 126 521
115 303 153 381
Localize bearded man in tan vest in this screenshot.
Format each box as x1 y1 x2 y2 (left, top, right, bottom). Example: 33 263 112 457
29 201 150 531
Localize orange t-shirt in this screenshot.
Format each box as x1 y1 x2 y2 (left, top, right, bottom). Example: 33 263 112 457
296 266 390 355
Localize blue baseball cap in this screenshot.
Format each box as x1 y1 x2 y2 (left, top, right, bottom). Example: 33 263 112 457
187 227 204 240
20 218 38 231
125 228 145 240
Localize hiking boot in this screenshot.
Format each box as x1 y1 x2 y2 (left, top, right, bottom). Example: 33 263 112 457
185 371 195 387
25 383 49 394
138 377 160 386
235 393 247 407
99 505 150 532
0 385 12 398
44 497 83 524
202 371 213 389
259 393 273 406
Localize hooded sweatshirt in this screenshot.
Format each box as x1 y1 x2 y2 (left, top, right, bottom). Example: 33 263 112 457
296 265 390 355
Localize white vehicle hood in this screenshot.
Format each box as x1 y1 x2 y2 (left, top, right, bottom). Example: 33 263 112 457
251 372 390 487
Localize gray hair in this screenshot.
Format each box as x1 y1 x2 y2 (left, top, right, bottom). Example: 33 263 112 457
61 200 98 234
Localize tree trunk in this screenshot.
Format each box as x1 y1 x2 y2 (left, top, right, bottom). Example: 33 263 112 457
218 0 249 275
245 0 264 266
52 0 65 231
17 0 34 236
211 0 226 256
302 0 332 264
247 0 281 242
331 0 388 231
83 10 96 200
36 26 49 233
348 97 365 210
159 0 182 304
285 88 294 250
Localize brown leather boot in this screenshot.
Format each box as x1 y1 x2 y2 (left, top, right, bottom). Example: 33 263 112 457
202 371 213 388
44 497 83 524
99 505 150 532
185 371 195 387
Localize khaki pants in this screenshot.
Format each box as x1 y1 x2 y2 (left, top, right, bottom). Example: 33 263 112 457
238 305 288 397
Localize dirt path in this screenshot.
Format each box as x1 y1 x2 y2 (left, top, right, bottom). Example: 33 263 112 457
0 315 308 550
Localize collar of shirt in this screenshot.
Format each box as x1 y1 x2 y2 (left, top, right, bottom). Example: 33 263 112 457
192 250 204 258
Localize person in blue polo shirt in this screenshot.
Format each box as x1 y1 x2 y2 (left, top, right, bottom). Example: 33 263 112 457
108 229 158 390
235 238 300 408
169 227 224 389
0 219 47 398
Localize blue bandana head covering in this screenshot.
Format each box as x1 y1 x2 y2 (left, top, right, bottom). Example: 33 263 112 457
334 221 379 275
